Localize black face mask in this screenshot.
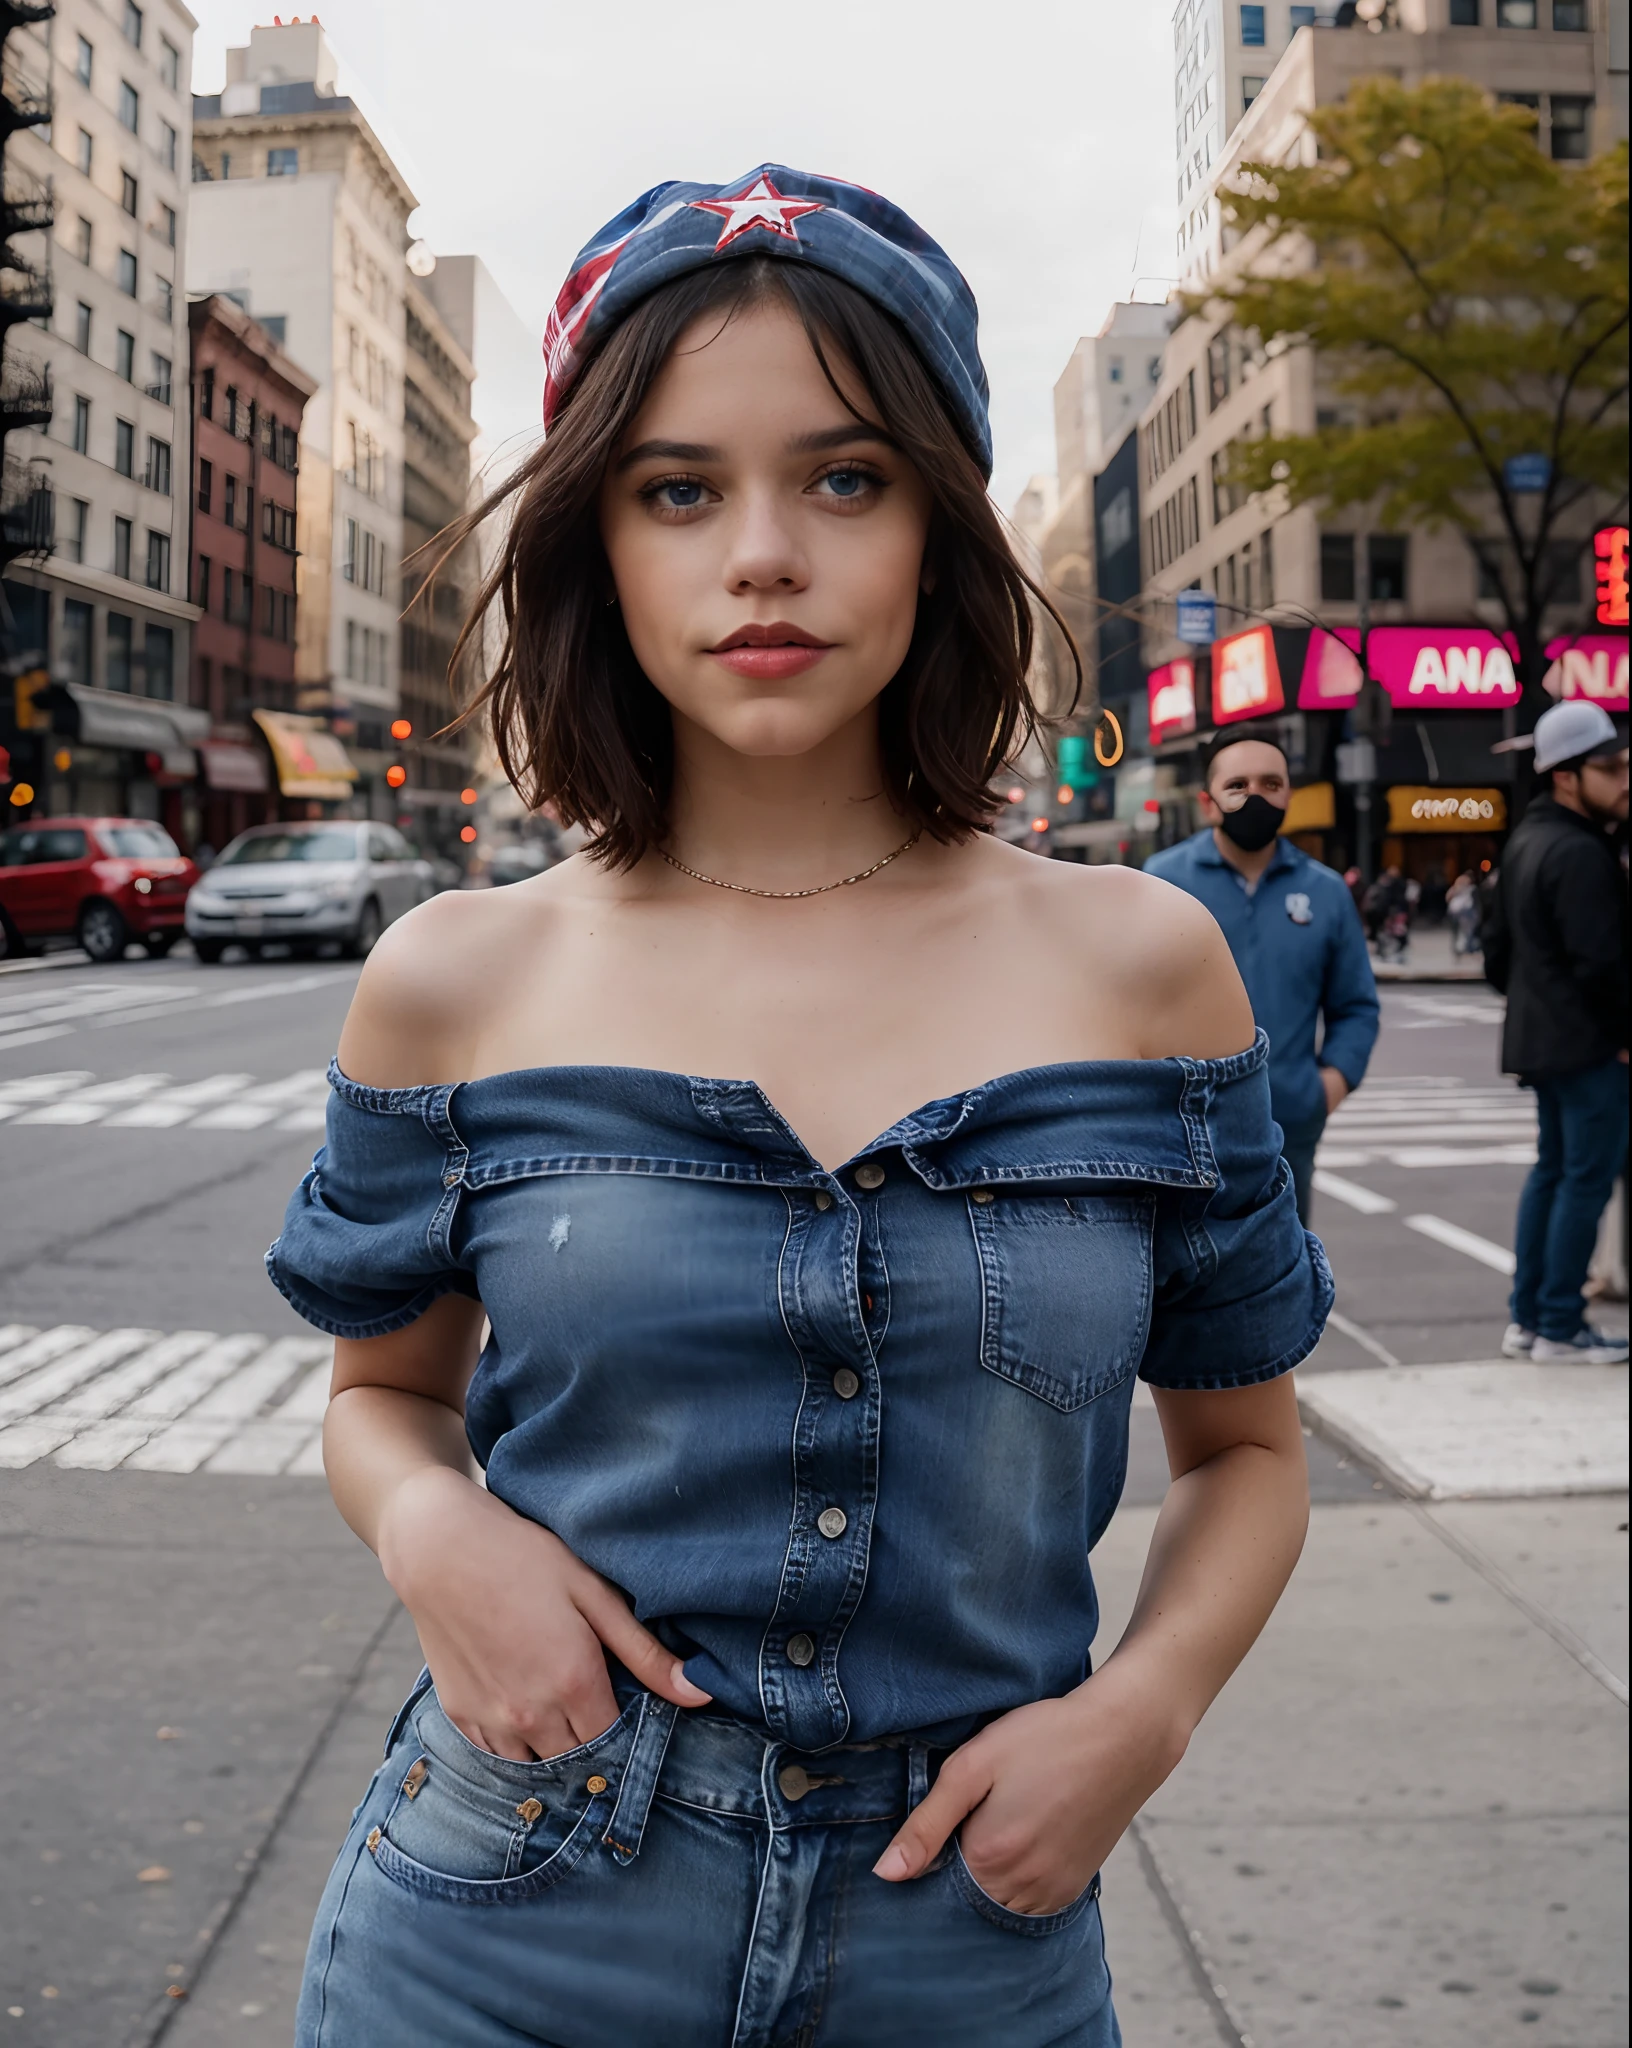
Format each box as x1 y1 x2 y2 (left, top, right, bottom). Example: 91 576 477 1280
1216 793 1286 853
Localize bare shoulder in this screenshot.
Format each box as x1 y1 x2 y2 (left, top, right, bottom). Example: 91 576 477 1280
336 859 593 1088
973 840 1254 1062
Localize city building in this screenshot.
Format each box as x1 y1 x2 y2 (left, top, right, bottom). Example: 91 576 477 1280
5 0 206 829
186 289 318 852
1139 0 1628 880
187 18 412 814
397 261 477 857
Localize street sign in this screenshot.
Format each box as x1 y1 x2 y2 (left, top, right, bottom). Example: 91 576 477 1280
1175 589 1217 644
1335 738 1377 785
1503 453 1552 493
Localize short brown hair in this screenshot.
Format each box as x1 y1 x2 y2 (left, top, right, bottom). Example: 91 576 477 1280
439 258 1077 868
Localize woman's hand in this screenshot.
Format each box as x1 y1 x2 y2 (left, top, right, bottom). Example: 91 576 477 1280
379 1463 711 1762
872 1655 1188 1916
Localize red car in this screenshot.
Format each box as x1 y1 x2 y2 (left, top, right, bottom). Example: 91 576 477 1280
0 817 199 964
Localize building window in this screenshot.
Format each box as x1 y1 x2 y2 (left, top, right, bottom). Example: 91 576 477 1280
197 458 212 513
62 599 93 682
1450 0 1480 16
194 555 211 609
1290 3 1315 23
74 301 91 353
76 128 93 175
114 418 135 476
116 329 135 381
158 120 177 173
1239 4 1266 44
108 610 134 688
117 249 137 296
144 624 174 699
1497 0 1537 20
1243 76 1265 112
259 314 287 346
149 353 171 404
75 34 94 85
1369 534 1409 602
1552 0 1586 21
71 394 89 453
224 475 238 529
1259 526 1275 607
73 214 92 264
1207 329 1233 410
200 367 214 420
1320 532 1356 602
159 202 176 247
145 437 171 494
1108 355 1124 384
67 500 89 566
159 35 180 88
155 276 173 322
124 1 144 46
118 81 140 132
1550 95 1592 158
267 146 299 177
121 170 139 217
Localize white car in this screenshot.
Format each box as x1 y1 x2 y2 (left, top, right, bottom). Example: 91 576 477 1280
185 821 434 962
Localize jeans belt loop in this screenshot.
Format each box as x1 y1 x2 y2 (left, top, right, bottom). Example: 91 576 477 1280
602 1692 678 1866
907 1739 931 1813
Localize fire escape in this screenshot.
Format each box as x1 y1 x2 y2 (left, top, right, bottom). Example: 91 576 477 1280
1 0 56 603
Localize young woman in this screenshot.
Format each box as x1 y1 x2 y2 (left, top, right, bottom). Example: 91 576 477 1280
272 167 1331 2048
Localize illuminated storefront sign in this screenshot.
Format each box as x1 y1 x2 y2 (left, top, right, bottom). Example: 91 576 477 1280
1386 786 1508 833
1543 634 1629 710
1213 625 1284 723
1595 525 1629 627
1147 658 1197 745
1297 627 1519 710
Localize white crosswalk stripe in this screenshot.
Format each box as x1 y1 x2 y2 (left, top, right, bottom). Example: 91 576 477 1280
0 1324 333 1475
0 968 355 1052
1318 1074 1537 1170
0 1068 330 1133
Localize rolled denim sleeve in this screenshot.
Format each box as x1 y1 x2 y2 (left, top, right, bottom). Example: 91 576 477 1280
1316 892 1380 1094
266 1068 479 1340
1141 1047 1334 1388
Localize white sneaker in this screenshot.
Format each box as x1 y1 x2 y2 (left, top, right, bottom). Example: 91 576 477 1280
1500 1323 1536 1358
1530 1329 1629 1365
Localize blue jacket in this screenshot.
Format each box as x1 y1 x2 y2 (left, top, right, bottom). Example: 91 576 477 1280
1144 831 1380 1129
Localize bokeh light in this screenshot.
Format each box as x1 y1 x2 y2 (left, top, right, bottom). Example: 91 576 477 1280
460 825 478 844
385 764 407 788
461 787 478 804
390 718 413 740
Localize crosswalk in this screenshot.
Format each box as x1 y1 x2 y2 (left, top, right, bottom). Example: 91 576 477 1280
0 1068 329 1131
0 967 355 1054
0 1323 333 1476
1318 1074 1537 1170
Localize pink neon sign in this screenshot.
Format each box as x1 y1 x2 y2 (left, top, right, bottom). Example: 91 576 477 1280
1148 658 1197 745
1213 625 1285 724
1298 627 1522 710
1543 635 1629 711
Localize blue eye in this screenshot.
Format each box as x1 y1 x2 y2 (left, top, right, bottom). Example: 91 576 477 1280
659 480 705 509
824 469 865 497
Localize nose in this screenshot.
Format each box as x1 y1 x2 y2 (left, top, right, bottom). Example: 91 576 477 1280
718 486 810 596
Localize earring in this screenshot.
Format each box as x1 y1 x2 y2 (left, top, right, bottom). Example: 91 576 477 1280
604 594 619 609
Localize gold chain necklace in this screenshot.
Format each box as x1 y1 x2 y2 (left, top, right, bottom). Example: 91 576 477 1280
658 830 921 901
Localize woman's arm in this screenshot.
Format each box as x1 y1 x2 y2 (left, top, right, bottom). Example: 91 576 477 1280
872 1376 1308 1911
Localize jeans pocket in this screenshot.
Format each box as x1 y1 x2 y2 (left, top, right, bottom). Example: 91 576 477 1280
366 1690 634 1906
971 1191 1155 1412
948 1840 1101 1937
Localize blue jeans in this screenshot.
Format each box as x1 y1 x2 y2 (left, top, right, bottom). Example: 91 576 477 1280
1277 1109 1328 1228
297 1676 1119 2047
1511 1059 1630 1341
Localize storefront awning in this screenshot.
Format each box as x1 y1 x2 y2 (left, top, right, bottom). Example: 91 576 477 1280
252 710 358 800
201 740 271 794
64 683 207 779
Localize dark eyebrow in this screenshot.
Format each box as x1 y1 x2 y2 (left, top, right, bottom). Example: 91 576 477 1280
615 438 724 472
786 424 899 455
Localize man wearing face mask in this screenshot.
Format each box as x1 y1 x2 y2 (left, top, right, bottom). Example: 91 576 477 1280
1146 729 1380 1222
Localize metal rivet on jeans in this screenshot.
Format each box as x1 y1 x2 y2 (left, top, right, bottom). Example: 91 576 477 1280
585 1775 609 1796
515 1797 543 1823
786 1633 816 1667
402 1759 428 1798
971 1188 995 1205
366 1827 382 1853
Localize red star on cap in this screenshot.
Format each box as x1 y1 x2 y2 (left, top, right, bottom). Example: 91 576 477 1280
690 175 825 251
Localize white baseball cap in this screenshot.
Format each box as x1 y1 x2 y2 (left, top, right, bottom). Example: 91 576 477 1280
1531 699 1626 773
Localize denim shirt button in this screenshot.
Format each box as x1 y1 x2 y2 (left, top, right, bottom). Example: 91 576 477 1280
832 1368 860 1400
816 1506 848 1539
786 1633 816 1667
813 1191 834 1212
853 1163 885 1190
971 1188 995 1204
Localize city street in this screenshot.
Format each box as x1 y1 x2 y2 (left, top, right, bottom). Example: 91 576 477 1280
1 951 1626 2048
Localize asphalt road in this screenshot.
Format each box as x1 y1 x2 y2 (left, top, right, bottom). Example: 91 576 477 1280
0 946 1622 2047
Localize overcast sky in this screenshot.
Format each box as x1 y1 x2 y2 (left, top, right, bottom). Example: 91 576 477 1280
187 2 1178 507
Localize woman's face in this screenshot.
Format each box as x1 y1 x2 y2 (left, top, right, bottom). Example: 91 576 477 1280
599 299 933 762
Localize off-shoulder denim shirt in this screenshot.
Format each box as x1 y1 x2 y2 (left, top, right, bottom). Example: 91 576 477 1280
269 1029 1331 1754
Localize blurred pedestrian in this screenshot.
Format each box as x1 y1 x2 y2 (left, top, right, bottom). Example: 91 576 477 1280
1147 729 1379 1221
1484 700 1629 1363
1364 866 1410 961
1446 869 1481 956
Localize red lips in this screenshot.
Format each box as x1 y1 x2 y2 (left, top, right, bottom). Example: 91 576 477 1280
708 621 834 680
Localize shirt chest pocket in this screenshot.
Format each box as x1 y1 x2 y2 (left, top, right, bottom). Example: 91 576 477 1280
970 1191 1156 1413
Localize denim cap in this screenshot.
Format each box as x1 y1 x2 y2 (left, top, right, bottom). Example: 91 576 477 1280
541 165 993 477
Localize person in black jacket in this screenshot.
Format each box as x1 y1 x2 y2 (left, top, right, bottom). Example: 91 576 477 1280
1485 699 1629 1363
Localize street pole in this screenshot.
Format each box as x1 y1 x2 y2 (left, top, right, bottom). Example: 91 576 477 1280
1355 569 1373 886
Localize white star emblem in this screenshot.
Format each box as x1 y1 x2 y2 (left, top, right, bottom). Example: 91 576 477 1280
690 175 825 251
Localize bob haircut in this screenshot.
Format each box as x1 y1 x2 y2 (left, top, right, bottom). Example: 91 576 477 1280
441 256 1079 869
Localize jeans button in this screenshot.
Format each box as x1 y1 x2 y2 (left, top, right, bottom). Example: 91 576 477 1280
816 1506 847 1539
787 1633 816 1667
854 1162 885 1190
832 1368 860 1400
778 1763 812 1801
